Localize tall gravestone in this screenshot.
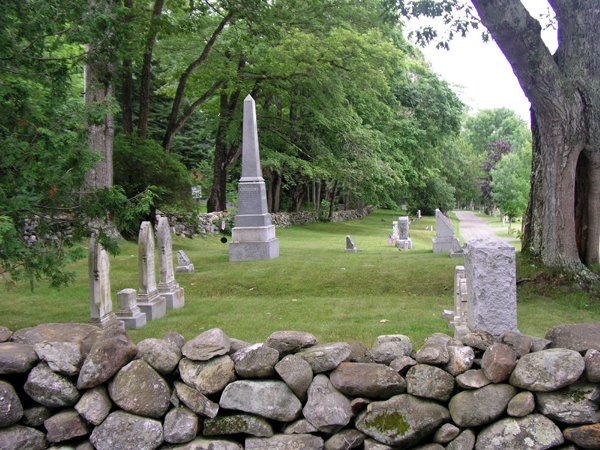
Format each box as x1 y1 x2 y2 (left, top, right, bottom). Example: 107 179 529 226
229 95 279 262
136 221 166 321
156 217 185 309
396 216 413 250
432 209 461 254
88 237 118 327
465 238 517 336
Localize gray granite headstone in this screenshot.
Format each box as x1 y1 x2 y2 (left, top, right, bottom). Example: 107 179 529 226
345 235 358 253
156 217 184 309
88 237 118 327
396 216 413 250
417 209 422 219
432 209 461 254
229 95 279 261
465 239 517 336
136 221 166 321
115 288 146 329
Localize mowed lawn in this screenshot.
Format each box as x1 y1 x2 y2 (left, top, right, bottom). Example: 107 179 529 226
1 209 599 346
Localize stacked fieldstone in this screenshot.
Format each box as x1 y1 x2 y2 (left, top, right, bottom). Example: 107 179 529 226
1 322 599 449
163 207 375 237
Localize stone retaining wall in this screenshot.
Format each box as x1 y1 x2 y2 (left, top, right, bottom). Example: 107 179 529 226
1 322 599 449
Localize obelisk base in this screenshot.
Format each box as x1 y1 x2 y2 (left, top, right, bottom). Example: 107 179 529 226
229 226 279 262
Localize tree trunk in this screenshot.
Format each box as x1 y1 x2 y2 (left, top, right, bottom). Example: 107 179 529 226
267 171 282 213
206 90 242 212
120 0 134 135
137 0 164 138
290 181 305 212
327 181 338 220
576 149 600 265
272 173 282 213
472 0 600 280
84 10 114 191
162 11 234 151
315 180 322 215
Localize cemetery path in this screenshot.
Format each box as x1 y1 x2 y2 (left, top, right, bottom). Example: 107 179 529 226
453 210 517 243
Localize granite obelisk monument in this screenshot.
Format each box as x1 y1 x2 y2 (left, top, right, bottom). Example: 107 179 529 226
229 95 279 261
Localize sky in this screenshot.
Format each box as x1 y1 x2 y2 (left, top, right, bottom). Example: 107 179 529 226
407 1 558 123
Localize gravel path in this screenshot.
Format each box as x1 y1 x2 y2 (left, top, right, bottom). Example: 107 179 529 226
453 210 515 243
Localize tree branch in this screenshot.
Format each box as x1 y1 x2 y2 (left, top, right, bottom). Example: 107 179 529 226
470 0 566 112
162 10 235 150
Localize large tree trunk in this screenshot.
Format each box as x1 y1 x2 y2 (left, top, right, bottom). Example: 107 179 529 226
576 150 600 265
84 0 114 191
137 0 164 138
290 180 305 212
472 0 600 280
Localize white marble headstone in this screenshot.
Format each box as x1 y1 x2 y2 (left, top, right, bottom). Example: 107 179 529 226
88 237 117 327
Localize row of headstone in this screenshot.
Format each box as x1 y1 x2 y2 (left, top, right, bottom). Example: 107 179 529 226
445 238 517 338
432 208 462 255
88 217 186 330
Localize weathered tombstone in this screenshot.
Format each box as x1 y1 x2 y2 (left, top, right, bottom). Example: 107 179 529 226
432 209 461 255
229 95 279 262
395 216 413 250
88 237 118 327
391 221 399 243
115 288 146 329
191 186 202 203
417 209 422 220
156 217 184 309
451 266 469 338
136 221 166 321
465 239 517 336
175 250 195 273
345 235 358 253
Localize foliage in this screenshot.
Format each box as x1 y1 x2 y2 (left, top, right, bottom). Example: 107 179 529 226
464 108 530 155
0 0 155 287
491 146 531 223
480 140 513 212
113 136 194 205
408 176 456 215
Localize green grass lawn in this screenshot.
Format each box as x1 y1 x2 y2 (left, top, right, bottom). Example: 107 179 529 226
2 209 599 347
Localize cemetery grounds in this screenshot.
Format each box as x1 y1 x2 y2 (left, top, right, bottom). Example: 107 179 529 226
1 209 599 346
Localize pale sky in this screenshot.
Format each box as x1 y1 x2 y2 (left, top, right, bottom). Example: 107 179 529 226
407 0 558 124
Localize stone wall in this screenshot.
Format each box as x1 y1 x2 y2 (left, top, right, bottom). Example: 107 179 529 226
1 322 599 449
164 207 375 237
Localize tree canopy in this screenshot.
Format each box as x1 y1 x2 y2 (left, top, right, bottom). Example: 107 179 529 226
4 0 537 286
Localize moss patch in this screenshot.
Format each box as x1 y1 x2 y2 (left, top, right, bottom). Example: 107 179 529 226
365 411 410 436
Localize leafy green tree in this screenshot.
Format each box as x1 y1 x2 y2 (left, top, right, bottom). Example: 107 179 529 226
491 147 532 228
464 108 530 155
0 0 153 287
